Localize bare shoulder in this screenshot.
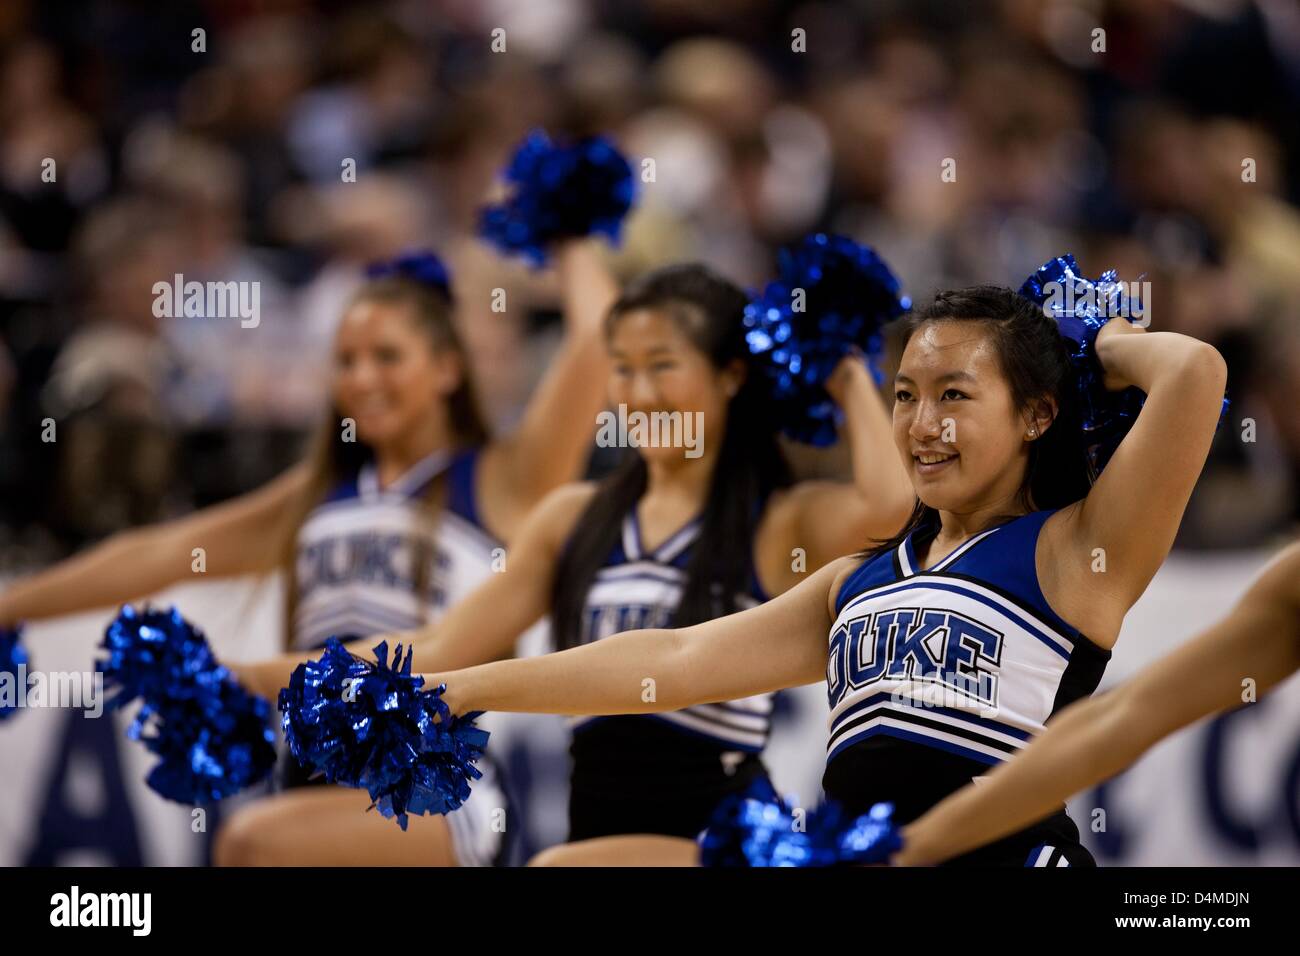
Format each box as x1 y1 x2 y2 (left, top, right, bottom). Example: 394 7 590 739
752 486 799 588
1037 501 1130 646
528 481 601 543
755 486 868 597
756 484 799 526
823 554 869 622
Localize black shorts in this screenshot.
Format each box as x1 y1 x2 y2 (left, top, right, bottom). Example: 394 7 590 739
940 808 1096 867
567 716 770 842
824 739 1097 867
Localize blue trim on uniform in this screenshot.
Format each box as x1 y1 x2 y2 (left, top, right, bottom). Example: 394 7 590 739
842 578 1073 660
830 691 1035 741
592 509 768 607
320 474 361 504
833 538 910 615
593 567 690 588
297 600 421 636
445 447 495 538
989 509 1082 641
903 532 919 575
666 547 693 571
834 509 1084 643
827 723 1004 767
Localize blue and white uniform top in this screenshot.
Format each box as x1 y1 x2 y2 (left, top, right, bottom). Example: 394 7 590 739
291 447 499 651
825 508 1110 774
571 510 775 752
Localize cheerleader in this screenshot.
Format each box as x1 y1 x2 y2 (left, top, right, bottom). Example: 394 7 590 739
409 281 1228 866
242 261 915 866
0 240 617 866
889 540 1300 866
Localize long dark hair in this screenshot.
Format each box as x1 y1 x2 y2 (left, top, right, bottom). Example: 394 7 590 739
274 275 490 647
551 264 794 650
862 285 1092 560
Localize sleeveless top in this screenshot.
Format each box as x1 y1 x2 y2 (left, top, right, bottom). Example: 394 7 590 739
569 508 774 752
291 447 499 650
823 508 1110 814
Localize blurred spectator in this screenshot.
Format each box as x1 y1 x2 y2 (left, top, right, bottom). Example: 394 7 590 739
0 0 1297 565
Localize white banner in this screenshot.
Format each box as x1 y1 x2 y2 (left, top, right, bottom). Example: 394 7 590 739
1 545 1294 865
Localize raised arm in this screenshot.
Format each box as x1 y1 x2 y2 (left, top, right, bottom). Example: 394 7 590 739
896 541 1300 866
0 463 311 628
235 482 594 700
432 555 848 718
1043 323 1227 641
477 239 617 536
760 355 914 592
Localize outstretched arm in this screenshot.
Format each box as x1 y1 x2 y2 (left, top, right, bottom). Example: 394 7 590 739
896 541 1300 866
431 556 847 717
234 482 593 700
478 239 617 537
0 464 310 628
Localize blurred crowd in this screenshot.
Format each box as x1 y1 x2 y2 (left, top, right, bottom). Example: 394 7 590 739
1 0 1298 569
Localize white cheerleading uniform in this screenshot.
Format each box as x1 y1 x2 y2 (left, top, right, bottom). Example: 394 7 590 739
824 508 1110 866
291 448 498 651
283 447 511 866
564 509 777 842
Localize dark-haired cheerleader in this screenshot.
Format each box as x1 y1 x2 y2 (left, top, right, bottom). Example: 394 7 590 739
0 241 616 866
411 263 1229 867
245 257 915 866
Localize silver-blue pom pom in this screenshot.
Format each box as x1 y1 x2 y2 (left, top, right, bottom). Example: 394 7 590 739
744 233 909 446
279 638 489 830
698 776 902 866
0 625 29 721
97 606 277 803
1019 253 1228 474
479 130 635 268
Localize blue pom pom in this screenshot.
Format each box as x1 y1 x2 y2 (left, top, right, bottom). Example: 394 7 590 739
1019 254 1229 474
1019 254 1148 474
1 626 29 722
279 638 490 830
744 233 909 446
698 777 800 866
478 130 636 268
836 801 903 865
699 778 900 866
97 606 277 803
365 250 453 300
